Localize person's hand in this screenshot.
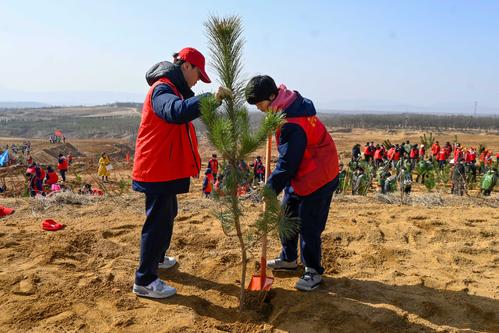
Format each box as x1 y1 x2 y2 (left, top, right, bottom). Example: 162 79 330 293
215 86 232 102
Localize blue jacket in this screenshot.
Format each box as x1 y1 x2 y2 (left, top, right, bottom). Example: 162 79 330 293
267 93 337 197
132 62 210 195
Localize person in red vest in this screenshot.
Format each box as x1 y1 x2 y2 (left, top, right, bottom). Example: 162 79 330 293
453 143 463 164
26 164 44 196
419 144 425 160
131 47 228 299
485 150 493 168
245 75 339 291
464 147 478 183
202 168 214 197
409 144 419 170
363 142 372 163
431 141 440 158
437 148 447 169
373 145 384 167
444 142 452 159
207 153 219 179
467 147 477 164
391 144 402 168
57 154 68 182
386 145 395 160
45 166 59 186
253 155 265 183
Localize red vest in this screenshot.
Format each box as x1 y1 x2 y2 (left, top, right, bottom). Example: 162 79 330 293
208 158 218 174
58 158 68 171
393 151 400 161
363 146 371 156
276 116 339 196
431 144 440 156
204 173 214 193
437 150 446 161
132 78 201 182
387 148 395 160
46 171 58 185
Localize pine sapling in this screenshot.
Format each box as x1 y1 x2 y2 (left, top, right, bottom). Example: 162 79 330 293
201 16 297 311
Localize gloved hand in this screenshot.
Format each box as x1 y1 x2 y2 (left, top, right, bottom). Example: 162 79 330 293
215 86 233 102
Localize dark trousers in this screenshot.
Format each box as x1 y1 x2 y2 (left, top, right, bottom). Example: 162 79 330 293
60 169 66 182
135 193 178 286
279 178 337 275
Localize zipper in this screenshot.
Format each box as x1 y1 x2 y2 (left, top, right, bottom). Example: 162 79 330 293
186 123 200 175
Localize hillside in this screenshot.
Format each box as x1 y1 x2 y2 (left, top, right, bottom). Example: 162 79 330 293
0 129 498 332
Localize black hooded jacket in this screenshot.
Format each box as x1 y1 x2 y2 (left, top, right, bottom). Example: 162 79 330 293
132 61 210 194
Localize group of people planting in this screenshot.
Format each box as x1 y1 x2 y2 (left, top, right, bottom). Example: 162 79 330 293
24 153 70 196
341 140 498 197
131 47 340 299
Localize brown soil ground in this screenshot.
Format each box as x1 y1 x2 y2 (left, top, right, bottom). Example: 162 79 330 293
0 129 498 333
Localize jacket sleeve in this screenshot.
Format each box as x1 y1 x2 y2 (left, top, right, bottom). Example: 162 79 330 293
267 123 307 195
202 177 208 190
151 84 211 124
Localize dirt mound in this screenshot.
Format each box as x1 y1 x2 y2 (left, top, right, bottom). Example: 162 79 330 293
30 143 85 166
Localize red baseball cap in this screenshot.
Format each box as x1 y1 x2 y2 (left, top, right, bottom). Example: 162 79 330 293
177 47 211 83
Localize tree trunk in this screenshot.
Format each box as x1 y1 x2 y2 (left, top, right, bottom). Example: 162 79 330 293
232 195 247 311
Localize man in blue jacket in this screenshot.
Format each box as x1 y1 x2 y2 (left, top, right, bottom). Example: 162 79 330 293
132 47 228 299
245 75 339 291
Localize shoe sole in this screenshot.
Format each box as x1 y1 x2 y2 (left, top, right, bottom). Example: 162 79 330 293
295 282 321 291
269 266 298 271
158 263 176 269
133 288 176 299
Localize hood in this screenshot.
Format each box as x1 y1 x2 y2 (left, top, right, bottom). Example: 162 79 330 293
281 93 317 118
269 84 316 118
145 61 194 98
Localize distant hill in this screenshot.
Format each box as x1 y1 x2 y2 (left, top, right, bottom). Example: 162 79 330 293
0 101 51 108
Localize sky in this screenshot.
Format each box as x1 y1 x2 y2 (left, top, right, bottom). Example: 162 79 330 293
0 0 498 113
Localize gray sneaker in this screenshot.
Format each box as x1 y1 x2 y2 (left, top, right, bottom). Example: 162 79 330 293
267 258 298 270
133 278 176 299
295 267 322 291
158 256 177 269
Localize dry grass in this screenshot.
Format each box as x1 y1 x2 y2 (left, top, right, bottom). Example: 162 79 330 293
29 191 102 212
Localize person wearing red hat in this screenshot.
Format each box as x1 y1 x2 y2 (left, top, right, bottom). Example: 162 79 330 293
132 47 229 299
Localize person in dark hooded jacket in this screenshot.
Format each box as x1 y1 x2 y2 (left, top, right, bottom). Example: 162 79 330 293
131 47 230 299
245 75 339 292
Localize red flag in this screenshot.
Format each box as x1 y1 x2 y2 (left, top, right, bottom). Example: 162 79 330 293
54 130 63 137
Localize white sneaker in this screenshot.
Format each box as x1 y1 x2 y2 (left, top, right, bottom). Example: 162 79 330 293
158 256 177 269
133 278 176 299
295 267 322 291
267 258 298 270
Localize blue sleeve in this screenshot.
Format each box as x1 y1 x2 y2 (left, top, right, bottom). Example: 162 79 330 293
151 84 211 124
202 177 208 190
267 123 307 195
